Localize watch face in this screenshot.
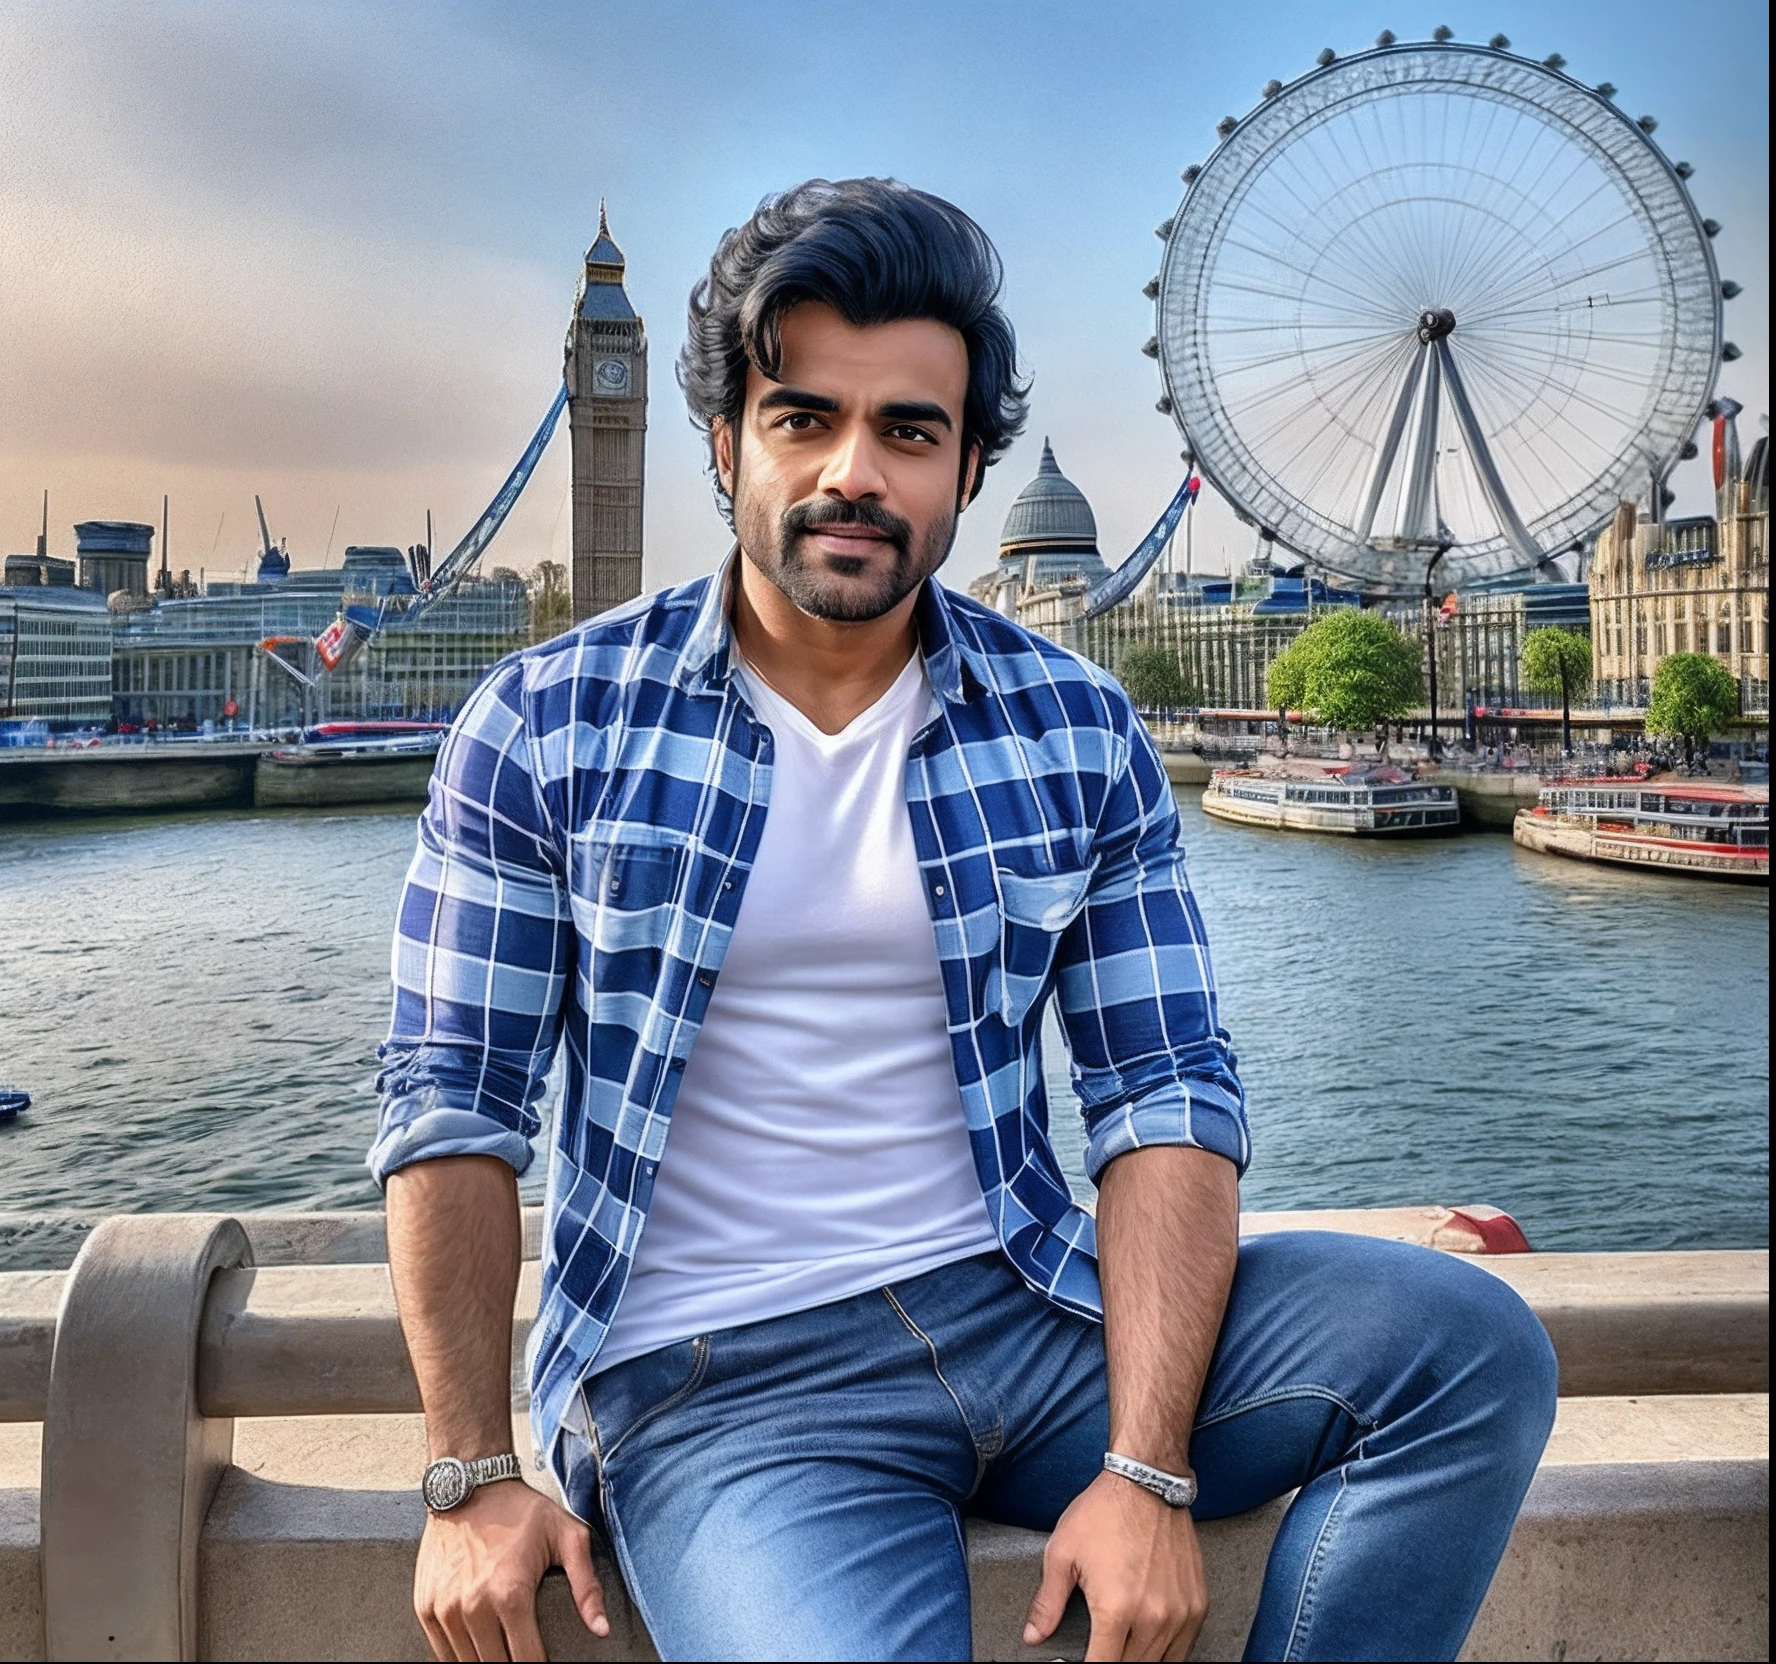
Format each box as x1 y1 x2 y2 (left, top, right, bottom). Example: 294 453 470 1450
593 357 631 397
423 1457 470 1512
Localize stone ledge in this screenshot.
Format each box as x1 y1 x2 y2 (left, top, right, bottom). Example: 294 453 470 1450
2 1397 1766 1661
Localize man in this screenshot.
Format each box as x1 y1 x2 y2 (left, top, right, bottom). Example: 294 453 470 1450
372 178 1556 1664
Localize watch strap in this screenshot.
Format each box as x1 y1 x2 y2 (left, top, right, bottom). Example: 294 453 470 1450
464 1453 523 1488
1103 1450 1198 1509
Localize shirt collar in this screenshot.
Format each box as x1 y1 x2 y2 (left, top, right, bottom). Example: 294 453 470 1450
675 548 988 706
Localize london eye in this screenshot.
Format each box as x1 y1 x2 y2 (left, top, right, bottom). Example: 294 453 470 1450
1148 33 1734 591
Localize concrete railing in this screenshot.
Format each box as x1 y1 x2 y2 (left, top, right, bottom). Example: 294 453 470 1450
0 1214 1766 1661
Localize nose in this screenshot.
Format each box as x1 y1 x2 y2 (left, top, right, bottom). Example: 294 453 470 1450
817 423 890 503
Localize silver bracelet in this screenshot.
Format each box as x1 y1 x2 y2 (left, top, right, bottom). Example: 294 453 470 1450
1103 1450 1198 1509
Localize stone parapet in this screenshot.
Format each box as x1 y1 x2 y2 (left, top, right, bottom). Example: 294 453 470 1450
0 1216 1765 1660
4 1246 1763 1425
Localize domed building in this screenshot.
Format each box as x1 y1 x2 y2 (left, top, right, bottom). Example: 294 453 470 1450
971 440 1110 619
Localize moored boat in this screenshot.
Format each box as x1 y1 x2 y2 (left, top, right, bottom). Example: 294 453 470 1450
1513 778 1769 883
0 1088 30 1126
1202 759 1461 836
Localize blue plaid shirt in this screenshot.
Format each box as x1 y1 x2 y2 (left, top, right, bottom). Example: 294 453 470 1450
371 560 1248 1486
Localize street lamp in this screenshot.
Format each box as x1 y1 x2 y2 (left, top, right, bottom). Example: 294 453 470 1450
1424 543 1450 758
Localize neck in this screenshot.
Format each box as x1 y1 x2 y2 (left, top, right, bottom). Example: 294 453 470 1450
730 553 920 735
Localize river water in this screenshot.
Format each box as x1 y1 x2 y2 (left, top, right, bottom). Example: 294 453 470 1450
0 792 1766 1252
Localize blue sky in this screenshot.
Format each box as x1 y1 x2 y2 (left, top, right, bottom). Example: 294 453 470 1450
1 0 1766 590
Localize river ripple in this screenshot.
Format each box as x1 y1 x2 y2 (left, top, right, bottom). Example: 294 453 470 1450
0 792 1766 1251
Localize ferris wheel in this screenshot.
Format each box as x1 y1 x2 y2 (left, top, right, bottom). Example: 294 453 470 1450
1149 33 1737 590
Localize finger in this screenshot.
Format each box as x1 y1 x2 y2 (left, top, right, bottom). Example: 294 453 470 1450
1023 1552 1078 1647
1163 1602 1209 1663
500 1593 547 1664
462 1603 512 1663
436 1609 479 1664
417 1608 455 1663
1083 1604 1133 1664
555 1517 612 1638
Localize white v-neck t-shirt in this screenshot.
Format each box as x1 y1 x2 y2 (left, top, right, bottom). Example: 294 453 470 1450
594 650 998 1373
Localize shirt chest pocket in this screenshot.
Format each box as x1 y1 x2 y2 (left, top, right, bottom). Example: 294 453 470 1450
567 826 690 987
987 859 1095 1028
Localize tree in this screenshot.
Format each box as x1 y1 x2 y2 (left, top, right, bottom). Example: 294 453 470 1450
1271 611 1423 747
1647 652 1739 765
1266 642 1307 754
1521 626 1593 756
528 560 572 643
1117 645 1194 713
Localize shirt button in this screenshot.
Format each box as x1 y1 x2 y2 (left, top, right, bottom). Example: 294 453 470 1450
697 971 714 988
723 878 736 892
934 883 946 897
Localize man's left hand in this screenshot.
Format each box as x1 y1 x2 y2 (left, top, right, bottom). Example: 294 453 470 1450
1023 1470 1208 1662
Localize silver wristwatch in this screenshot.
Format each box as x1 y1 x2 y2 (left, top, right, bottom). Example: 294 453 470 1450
1103 1451 1198 1509
422 1452 524 1513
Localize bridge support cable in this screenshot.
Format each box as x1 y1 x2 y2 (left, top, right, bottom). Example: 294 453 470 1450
314 382 570 672
1080 475 1201 621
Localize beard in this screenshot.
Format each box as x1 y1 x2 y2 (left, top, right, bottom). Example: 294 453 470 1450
736 486 958 623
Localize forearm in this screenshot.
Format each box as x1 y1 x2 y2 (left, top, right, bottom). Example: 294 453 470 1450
388 1154 523 1459
1097 1145 1240 1472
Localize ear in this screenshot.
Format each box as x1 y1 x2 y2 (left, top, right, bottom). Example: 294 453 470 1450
713 417 736 497
959 441 983 507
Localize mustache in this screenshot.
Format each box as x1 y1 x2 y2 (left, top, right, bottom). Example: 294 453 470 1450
781 497 913 557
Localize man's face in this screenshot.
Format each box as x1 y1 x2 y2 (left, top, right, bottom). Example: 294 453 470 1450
716 302 977 623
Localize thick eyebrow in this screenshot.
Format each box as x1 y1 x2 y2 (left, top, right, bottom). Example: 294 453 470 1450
754 387 955 431
756 386 841 414
878 400 954 430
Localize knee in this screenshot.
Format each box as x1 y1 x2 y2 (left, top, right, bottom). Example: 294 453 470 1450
1437 1263 1559 1455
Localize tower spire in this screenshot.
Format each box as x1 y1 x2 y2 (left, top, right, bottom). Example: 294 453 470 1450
585 199 626 281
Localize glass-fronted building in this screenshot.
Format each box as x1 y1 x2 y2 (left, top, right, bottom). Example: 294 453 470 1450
112 546 530 731
0 585 115 728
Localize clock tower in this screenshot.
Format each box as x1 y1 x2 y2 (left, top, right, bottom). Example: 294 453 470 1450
565 202 648 622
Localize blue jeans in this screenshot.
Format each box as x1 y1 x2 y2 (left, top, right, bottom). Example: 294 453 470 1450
570 1232 1557 1661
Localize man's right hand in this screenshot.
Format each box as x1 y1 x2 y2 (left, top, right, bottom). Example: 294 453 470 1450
413 1479 609 1662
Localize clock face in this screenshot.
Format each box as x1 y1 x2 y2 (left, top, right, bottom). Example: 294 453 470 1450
593 357 631 397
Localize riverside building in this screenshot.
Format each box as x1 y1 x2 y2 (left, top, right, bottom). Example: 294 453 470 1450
970 444 1590 717
111 545 528 731
0 582 113 730
1588 431 1769 714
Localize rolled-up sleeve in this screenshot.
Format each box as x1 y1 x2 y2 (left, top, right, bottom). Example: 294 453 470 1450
1056 696 1250 1183
368 659 571 1185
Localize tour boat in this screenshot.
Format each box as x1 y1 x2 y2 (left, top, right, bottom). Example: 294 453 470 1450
1201 760 1461 836
1513 779 1769 883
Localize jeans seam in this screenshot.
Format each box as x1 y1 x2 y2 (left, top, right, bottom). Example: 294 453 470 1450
600 1334 711 1468
598 1473 659 1650
881 1287 993 1497
1282 1437 1362 1662
1193 1383 1378 1433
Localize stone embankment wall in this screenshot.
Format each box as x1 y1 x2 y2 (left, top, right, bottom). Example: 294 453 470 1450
0 1208 1765 1660
0 746 433 820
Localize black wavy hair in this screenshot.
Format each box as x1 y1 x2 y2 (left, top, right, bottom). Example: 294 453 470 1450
677 178 1030 521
